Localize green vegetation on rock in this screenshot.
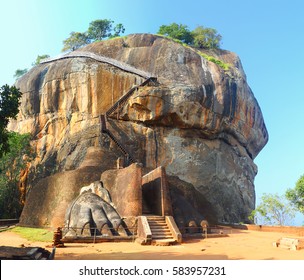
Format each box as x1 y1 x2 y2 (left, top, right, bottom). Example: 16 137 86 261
157 22 222 49
197 51 231 71
62 19 125 52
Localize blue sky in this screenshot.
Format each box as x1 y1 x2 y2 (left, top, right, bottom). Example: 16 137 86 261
1 0 304 224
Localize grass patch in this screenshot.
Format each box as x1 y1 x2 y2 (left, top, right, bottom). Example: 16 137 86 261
10 226 53 242
197 51 231 71
156 34 231 71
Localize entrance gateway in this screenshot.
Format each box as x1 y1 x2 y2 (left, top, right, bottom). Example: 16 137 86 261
141 166 173 217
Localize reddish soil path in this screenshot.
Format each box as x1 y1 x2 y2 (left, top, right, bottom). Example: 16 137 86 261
1 228 304 260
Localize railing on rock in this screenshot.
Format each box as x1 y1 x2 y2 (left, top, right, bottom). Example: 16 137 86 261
106 77 156 118
40 51 155 79
100 114 135 165
0 219 19 229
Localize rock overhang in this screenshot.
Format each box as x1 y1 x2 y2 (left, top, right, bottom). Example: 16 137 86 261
77 34 268 158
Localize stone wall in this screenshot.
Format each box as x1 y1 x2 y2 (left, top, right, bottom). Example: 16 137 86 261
243 224 304 236
100 163 143 218
19 147 117 228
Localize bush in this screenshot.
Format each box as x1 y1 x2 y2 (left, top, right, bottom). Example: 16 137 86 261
0 132 34 219
157 23 222 49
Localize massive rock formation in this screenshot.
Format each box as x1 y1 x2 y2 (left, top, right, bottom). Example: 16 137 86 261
9 33 268 227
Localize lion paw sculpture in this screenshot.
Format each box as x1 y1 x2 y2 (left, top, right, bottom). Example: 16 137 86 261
63 181 128 237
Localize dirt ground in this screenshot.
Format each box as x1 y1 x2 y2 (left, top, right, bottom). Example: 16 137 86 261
0 228 304 260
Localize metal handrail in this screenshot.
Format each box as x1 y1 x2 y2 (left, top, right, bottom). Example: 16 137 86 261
40 51 155 79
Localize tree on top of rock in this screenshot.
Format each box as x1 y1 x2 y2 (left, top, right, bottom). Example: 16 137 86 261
157 23 222 49
88 19 123 41
62 19 125 52
192 26 222 49
62 32 91 52
14 69 28 80
32 54 50 66
158 23 193 44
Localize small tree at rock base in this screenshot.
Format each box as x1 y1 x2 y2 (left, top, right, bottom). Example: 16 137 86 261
0 84 22 157
0 132 33 219
249 193 295 226
286 174 304 215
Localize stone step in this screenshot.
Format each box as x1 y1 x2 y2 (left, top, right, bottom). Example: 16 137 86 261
151 229 171 234
151 227 170 231
143 215 179 246
150 227 171 233
149 222 167 227
152 234 173 240
146 215 165 219
152 239 177 246
275 237 304 250
148 218 166 222
147 219 166 223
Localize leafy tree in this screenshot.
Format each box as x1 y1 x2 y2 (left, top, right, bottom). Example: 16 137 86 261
62 31 90 52
286 175 304 214
87 19 114 41
14 69 28 80
87 19 125 41
157 23 222 49
249 193 295 225
0 132 33 218
32 54 50 66
158 23 193 44
0 84 22 157
62 19 125 52
111 23 126 38
192 26 222 49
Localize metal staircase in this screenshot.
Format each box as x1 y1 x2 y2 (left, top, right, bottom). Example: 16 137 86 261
100 114 135 164
100 77 157 166
106 77 157 118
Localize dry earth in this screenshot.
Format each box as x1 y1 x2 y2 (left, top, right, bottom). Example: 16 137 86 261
0 228 304 260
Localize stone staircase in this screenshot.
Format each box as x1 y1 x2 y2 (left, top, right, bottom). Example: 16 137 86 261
146 216 177 245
